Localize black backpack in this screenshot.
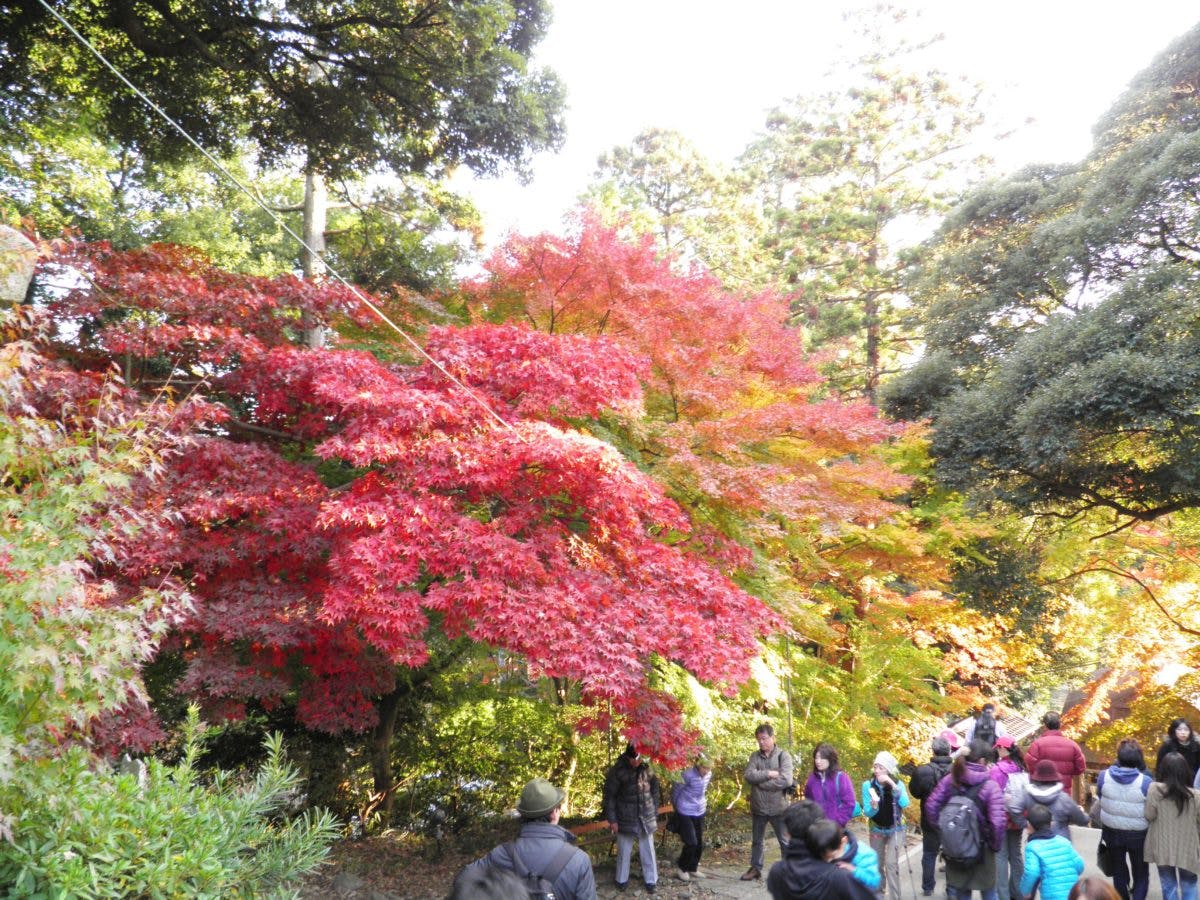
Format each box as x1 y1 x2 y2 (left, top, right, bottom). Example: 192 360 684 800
937 781 986 867
503 842 577 900
974 710 997 747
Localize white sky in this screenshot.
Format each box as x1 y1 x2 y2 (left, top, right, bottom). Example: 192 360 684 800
456 2 1200 248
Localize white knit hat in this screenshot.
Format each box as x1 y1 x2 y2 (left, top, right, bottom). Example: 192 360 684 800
873 751 900 776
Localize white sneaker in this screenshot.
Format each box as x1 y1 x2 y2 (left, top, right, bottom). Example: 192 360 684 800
676 868 690 883
691 868 708 879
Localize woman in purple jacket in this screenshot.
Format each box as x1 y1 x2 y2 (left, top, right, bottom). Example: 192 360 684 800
926 740 1008 900
804 743 858 827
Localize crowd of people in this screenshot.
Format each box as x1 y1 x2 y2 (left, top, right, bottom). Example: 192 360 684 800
451 712 1200 900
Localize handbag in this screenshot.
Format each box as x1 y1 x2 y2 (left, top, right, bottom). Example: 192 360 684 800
1096 839 1115 877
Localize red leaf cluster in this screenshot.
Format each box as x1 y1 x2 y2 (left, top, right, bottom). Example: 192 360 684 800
41 241 778 759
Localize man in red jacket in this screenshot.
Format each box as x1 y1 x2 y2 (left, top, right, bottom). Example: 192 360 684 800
1025 712 1086 797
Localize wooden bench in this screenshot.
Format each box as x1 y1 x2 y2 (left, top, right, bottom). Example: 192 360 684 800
570 804 675 853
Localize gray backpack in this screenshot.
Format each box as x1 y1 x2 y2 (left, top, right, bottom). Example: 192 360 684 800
503 842 577 900
938 782 986 867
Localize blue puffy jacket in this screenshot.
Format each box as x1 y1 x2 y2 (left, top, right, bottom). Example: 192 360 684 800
836 830 881 890
1020 832 1084 900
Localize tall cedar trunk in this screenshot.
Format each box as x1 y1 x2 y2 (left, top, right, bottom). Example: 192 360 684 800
863 245 881 404
301 167 327 349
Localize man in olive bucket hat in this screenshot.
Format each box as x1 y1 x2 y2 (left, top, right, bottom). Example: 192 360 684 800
455 778 597 900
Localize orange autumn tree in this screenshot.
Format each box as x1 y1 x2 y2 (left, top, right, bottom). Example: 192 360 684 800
461 212 1010 750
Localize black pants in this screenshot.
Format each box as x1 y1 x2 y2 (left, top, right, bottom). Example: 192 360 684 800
676 813 706 873
1104 827 1149 900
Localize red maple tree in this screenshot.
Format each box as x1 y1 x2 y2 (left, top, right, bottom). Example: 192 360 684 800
33 239 778 780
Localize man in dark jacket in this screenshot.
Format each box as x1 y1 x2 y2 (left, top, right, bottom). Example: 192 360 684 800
1025 712 1086 797
909 734 955 896
767 800 878 900
457 778 596 900
603 744 661 893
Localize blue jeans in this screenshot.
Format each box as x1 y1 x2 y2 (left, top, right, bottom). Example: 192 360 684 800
947 887 999 900
921 826 941 893
1158 866 1199 900
995 829 1024 900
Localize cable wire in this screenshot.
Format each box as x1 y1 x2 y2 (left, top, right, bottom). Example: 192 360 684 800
33 0 517 434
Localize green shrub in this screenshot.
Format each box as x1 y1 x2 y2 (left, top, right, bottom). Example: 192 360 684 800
0 709 339 898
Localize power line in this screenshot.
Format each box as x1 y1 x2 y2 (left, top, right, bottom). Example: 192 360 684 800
33 0 518 435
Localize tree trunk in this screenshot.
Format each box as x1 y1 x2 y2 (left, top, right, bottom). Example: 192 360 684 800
363 686 404 824
863 245 881 403
548 676 581 814
301 166 327 349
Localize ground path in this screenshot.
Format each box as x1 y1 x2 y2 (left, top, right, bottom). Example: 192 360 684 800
304 819 1155 900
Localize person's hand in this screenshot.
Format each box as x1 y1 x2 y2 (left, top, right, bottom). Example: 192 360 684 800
609 822 619 834
836 861 854 872
878 773 893 787
767 770 780 778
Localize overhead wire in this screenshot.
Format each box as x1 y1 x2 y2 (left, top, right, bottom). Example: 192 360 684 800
32 0 518 434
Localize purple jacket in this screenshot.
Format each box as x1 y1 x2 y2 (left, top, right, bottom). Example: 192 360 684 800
925 762 1007 851
804 769 857 827
990 757 1022 792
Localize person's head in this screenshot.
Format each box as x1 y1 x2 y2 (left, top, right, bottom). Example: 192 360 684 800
622 743 642 767
813 743 840 774
1031 760 1061 785
1043 711 1062 731
1116 738 1144 770
872 751 900 781
781 799 824 843
451 864 530 900
694 753 712 775
1069 877 1122 900
994 735 1024 768
1027 802 1053 834
932 735 951 757
952 739 993 782
1170 718 1194 745
981 703 995 715
1158 751 1194 814
516 778 565 823
939 728 962 752
756 723 776 753
805 817 844 860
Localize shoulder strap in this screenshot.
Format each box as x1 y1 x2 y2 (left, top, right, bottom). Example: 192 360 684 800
961 780 987 814
541 842 579 886
504 842 530 878
505 840 577 886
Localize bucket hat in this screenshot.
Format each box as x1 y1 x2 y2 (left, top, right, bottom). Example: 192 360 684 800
517 778 565 818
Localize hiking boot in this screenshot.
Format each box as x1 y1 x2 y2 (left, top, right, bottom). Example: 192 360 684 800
741 866 762 881
644 884 656 894
675 868 690 882
614 882 627 893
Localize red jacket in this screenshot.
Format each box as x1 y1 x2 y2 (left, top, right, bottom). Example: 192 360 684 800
1026 730 1086 794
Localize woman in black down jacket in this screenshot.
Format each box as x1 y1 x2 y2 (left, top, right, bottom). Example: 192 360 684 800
1155 719 1200 783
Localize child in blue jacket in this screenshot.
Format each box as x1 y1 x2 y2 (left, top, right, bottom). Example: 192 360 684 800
832 828 881 891
1020 804 1084 900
